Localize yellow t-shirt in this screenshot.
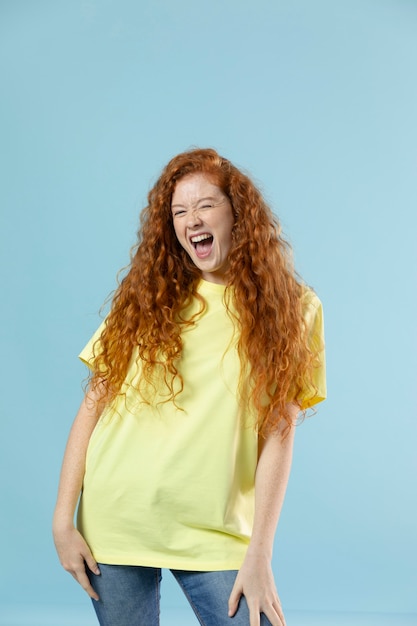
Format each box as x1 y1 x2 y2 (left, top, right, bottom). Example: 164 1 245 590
77 280 326 570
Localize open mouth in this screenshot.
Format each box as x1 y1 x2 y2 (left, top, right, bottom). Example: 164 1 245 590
190 233 214 258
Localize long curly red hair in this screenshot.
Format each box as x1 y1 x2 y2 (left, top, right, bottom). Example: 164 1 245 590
90 148 319 437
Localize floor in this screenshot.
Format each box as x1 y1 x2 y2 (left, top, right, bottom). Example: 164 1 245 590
0 606 416 626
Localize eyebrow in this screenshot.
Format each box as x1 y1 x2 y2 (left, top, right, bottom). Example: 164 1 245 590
171 196 220 209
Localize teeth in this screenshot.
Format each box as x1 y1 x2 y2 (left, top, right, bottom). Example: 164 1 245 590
190 233 212 243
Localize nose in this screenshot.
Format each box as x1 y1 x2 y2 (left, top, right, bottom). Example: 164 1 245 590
186 207 203 227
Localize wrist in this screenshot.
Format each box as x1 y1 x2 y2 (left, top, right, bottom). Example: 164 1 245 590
245 543 273 562
52 510 76 534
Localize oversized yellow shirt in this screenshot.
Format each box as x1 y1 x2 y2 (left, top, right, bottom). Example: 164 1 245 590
77 280 326 570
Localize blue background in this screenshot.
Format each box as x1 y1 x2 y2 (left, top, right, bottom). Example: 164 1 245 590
1 0 416 620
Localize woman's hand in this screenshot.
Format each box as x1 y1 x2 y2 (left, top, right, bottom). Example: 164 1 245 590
52 391 105 601
230 408 297 624
228 552 286 626
53 524 100 601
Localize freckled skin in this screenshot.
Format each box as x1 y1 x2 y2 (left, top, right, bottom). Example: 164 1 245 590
171 174 234 285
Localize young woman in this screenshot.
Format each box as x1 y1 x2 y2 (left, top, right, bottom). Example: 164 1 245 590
53 148 326 626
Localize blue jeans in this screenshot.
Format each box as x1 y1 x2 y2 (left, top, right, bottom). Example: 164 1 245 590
88 565 273 626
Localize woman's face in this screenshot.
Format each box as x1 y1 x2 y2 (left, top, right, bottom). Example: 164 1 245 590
171 173 234 285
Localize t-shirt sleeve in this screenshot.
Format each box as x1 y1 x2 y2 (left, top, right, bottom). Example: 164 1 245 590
78 319 107 370
298 289 327 410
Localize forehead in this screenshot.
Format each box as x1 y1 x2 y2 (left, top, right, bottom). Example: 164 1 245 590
171 173 222 205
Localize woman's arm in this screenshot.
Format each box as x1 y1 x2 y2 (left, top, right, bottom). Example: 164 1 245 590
52 384 106 601
228 402 299 626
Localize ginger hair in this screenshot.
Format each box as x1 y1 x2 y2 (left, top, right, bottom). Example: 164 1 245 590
90 148 318 437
